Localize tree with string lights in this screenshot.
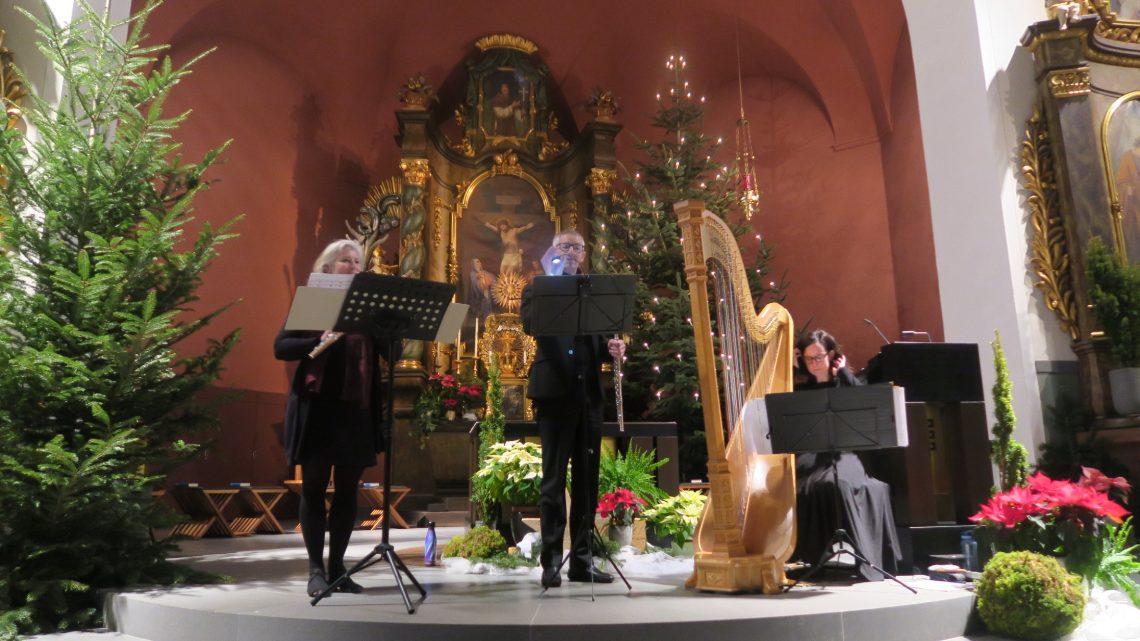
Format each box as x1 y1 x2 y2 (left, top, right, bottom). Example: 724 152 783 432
592 55 786 479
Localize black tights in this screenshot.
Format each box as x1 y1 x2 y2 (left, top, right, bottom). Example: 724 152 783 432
299 463 365 577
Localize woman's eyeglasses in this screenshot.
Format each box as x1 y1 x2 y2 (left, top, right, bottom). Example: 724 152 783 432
556 242 586 253
804 353 830 364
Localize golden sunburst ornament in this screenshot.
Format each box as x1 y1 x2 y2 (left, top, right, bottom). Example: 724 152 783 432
492 270 526 313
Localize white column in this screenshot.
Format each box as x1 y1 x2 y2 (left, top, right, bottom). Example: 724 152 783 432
902 0 1073 463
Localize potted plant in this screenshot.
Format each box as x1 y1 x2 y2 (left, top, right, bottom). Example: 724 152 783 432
473 440 543 506
411 373 484 447
642 489 709 551
969 467 1139 602
1086 236 1140 415
596 488 647 547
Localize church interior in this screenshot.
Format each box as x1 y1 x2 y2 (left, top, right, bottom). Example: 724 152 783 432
3 0 1140 639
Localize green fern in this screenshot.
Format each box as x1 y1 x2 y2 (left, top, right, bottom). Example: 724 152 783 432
598 445 668 504
1095 517 1140 606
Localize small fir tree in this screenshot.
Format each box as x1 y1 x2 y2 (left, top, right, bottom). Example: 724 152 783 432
592 56 785 478
0 1 238 634
472 357 506 525
990 331 1029 492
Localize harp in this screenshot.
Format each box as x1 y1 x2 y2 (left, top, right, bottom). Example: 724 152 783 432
676 200 796 594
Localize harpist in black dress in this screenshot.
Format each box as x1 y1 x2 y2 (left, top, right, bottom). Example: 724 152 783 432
793 329 901 580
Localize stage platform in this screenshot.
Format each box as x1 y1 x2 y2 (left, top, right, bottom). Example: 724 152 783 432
32 527 997 641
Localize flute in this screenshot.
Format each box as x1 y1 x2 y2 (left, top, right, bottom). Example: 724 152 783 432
613 334 625 433
309 331 344 358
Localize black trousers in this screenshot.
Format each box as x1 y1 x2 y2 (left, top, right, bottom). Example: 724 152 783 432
536 397 602 572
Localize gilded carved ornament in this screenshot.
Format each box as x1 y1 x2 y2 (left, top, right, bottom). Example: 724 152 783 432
399 158 430 186
398 72 436 110
587 87 621 122
474 34 538 55
490 149 523 177
350 177 403 275
564 200 578 228
1047 67 1092 97
586 167 618 195
1021 101 1081 340
1 30 26 191
432 196 445 251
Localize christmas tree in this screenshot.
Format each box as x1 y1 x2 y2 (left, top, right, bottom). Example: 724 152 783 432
0 2 237 634
593 56 786 479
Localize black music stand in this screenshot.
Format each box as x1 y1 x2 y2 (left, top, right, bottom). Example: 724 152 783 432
309 273 456 614
767 385 916 594
528 274 636 597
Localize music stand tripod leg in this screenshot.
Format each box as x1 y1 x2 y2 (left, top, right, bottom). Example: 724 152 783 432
311 335 428 613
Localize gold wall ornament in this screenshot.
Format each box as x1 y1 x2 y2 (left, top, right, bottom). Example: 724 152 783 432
398 72 436 110
586 87 621 122
490 149 522 176
431 196 445 251
539 139 569 160
474 34 538 55
491 269 526 313
399 158 430 187
1099 90 1140 259
586 167 617 196
1022 102 1081 340
1047 67 1092 97
352 176 404 275
564 200 579 228
1 30 27 190
480 312 536 379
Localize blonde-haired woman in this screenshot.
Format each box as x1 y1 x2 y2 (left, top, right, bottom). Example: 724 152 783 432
274 239 386 597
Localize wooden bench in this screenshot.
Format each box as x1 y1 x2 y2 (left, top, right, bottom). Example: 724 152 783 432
357 484 412 529
284 481 412 530
234 486 289 534
169 486 241 539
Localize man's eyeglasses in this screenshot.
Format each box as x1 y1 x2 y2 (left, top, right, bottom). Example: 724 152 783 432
804 353 830 365
556 242 586 253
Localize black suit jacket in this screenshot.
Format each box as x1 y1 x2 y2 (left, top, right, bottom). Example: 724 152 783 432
520 283 609 401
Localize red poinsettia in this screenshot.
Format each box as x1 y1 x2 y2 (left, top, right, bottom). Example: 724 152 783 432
972 471 1130 529
596 488 647 527
970 468 1132 584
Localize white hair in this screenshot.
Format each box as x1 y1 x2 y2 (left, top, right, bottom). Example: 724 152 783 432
552 229 584 246
312 239 364 273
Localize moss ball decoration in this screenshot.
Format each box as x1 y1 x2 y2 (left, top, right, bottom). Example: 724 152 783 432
975 551 1086 641
442 525 507 560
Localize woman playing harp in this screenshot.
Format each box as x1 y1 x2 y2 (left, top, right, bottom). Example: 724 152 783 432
675 200 797 594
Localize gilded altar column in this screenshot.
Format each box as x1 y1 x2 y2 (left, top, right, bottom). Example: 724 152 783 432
397 157 430 369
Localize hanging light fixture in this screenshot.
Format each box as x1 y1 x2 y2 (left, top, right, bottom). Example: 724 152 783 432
734 24 760 221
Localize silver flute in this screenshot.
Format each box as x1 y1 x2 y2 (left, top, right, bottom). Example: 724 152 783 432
308 331 344 358
613 334 625 433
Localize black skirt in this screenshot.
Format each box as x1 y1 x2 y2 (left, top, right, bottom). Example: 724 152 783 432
793 451 901 579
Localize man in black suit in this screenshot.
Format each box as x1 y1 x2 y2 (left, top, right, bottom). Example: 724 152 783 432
520 230 626 588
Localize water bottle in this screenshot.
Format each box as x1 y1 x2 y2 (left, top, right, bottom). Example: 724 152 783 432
960 530 979 572
424 521 438 566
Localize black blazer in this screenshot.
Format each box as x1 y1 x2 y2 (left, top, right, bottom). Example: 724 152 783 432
520 283 610 401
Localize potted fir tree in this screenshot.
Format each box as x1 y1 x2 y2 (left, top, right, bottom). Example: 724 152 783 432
1086 237 1140 415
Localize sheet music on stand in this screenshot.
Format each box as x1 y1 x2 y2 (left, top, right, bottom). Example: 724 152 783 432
284 272 467 343
528 274 636 336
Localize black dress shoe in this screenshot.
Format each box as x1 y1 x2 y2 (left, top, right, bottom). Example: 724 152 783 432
307 570 329 597
541 566 562 588
329 566 364 594
567 567 614 583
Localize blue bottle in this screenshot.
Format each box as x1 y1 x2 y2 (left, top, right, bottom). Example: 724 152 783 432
960 530 979 572
424 521 437 566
